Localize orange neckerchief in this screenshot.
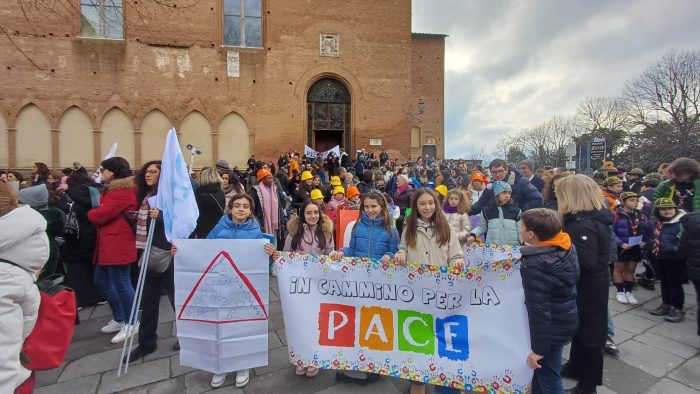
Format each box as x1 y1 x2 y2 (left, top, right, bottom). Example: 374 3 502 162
536 231 572 251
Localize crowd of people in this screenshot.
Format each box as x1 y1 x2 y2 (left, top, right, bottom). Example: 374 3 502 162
1 150 699 394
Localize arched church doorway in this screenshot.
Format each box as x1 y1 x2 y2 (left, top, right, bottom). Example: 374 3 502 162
307 77 350 152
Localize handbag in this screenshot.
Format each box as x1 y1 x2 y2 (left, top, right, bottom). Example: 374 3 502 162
139 245 172 274
0 259 77 371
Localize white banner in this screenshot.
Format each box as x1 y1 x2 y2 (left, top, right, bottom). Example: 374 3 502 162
174 239 269 373
304 144 340 159
275 252 533 392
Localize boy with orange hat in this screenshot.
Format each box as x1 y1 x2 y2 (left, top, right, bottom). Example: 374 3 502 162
347 186 361 210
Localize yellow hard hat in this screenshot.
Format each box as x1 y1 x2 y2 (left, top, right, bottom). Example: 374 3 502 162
435 184 448 197
310 189 324 200
301 171 313 181
333 186 345 195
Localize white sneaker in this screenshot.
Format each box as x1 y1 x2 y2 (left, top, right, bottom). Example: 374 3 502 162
616 292 628 304
235 369 250 388
625 292 639 305
210 373 227 388
101 319 124 334
110 322 139 344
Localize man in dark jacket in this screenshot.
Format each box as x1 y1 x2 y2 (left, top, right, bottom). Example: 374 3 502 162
520 208 579 394
470 159 543 215
518 159 545 192
678 212 700 338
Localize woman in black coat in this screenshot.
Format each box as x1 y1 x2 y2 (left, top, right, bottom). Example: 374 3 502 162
61 172 102 307
556 174 612 394
679 212 700 338
194 168 226 238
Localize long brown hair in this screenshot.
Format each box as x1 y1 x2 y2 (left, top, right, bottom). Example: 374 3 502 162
359 190 392 236
404 188 452 248
291 200 329 251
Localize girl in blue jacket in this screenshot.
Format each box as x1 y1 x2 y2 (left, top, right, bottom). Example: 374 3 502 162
175 193 276 389
329 190 398 384
330 190 399 263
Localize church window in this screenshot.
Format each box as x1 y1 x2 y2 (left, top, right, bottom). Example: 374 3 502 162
80 0 124 39
223 0 263 48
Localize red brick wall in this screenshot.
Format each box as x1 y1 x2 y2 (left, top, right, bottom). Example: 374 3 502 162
0 0 445 167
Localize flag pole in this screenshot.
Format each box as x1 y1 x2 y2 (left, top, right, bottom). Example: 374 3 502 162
117 218 156 377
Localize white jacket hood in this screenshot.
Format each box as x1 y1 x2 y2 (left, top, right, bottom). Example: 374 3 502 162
0 205 49 273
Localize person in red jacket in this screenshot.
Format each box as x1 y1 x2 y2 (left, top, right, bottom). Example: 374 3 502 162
87 157 138 344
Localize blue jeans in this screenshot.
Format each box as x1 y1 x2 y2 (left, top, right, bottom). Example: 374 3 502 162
94 264 135 323
607 307 615 337
532 344 564 394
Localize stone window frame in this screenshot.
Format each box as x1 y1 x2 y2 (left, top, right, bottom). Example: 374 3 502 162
221 0 264 49
78 0 125 40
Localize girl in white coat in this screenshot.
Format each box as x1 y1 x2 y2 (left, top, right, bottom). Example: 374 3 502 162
443 189 471 245
0 182 50 393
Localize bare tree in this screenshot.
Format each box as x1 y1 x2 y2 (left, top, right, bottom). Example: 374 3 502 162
507 115 582 167
623 50 700 142
576 96 631 132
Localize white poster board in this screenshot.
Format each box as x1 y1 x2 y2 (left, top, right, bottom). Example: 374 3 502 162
174 239 269 373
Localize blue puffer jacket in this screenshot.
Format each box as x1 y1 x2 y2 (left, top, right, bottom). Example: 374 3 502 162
342 212 399 259
206 216 265 240
612 208 649 246
644 212 685 261
520 244 580 356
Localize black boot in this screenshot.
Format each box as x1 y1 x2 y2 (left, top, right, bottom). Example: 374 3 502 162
649 303 670 316
665 307 685 323
123 345 157 364
172 339 180 351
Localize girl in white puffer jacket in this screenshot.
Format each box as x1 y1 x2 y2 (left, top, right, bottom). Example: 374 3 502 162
0 182 49 393
443 189 471 246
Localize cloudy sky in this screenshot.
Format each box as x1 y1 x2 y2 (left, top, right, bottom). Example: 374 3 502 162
412 0 700 159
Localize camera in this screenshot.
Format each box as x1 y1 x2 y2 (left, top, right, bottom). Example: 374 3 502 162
186 144 202 155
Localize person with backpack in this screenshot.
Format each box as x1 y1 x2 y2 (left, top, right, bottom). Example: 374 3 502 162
87 157 139 344
0 181 50 393
60 172 102 308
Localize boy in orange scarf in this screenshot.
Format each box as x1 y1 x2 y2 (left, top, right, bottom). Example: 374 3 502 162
519 208 580 394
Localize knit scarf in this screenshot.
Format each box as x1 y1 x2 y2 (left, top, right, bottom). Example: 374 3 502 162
135 196 150 250
652 220 663 257
536 231 572 251
443 202 458 214
257 183 279 234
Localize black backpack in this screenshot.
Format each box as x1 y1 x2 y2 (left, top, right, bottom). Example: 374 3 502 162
63 195 80 240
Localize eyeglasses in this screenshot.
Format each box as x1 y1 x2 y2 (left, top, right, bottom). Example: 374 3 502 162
145 170 159 175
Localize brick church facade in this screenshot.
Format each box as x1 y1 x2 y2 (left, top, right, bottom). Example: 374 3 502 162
0 0 445 170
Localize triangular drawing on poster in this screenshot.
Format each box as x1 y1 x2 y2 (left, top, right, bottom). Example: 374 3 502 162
178 250 268 324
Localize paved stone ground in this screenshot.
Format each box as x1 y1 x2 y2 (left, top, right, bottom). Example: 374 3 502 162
34 278 699 394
